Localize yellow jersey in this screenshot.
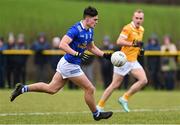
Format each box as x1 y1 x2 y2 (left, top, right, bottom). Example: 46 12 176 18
120 22 144 61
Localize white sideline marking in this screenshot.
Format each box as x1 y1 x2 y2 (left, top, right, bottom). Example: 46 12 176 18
0 108 180 117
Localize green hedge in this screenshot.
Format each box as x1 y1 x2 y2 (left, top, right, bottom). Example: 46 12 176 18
0 0 180 46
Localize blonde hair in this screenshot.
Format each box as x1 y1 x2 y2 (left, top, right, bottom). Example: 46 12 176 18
134 9 144 14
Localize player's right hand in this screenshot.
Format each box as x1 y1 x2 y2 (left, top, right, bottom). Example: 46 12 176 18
139 48 145 56
75 52 89 62
132 40 143 47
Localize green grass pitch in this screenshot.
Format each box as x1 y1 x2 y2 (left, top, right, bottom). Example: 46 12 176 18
0 89 180 124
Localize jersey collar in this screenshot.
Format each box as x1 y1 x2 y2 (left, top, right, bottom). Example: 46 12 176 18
131 21 141 30
80 20 90 31
131 21 137 29
80 21 85 29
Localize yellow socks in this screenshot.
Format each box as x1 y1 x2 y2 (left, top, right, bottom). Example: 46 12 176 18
98 100 105 108
122 93 131 101
98 93 130 108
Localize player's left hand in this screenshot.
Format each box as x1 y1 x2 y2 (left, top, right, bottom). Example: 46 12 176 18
75 52 90 62
132 40 143 47
103 52 112 60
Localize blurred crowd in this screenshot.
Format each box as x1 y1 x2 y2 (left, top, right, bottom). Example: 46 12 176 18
0 32 179 90
145 34 179 90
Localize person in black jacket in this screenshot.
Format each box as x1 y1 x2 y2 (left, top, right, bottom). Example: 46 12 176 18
99 36 114 89
6 33 17 88
0 36 7 88
14 33 29 85
145 34 162 89
31 32 50 82
50 37 62 72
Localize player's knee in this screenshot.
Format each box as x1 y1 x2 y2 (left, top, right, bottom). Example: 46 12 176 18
140 78 148 85
48 87 59 95
48 90 56 95
86 86 95 95
114 84 120 89
144 78 148 85
111 82 120 90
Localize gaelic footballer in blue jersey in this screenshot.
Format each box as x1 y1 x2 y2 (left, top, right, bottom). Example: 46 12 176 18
64 21 94 65
10 6 113 121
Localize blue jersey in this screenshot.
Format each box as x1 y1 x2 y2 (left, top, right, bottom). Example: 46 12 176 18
64 21 94 65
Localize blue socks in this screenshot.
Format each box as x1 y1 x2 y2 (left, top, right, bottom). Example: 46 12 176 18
21 85 29 93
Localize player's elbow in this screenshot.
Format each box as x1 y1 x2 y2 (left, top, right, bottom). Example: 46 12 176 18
59 42 66 50
116 39 122 46
59 42 63 49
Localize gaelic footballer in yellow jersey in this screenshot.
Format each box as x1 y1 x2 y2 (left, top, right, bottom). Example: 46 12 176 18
97 9 148 113
120 21 144 61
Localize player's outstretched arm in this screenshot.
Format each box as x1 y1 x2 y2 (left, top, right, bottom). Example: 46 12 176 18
87 41 111 60
87 41 104 57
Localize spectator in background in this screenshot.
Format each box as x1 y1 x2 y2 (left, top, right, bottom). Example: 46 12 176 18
99 36 114 89
50 37 62 72
145 34 163 89
161 35 177 90
175 41 180 82
31 32 50 82
14 33 29 85
0 36 7 88
6 33 17 88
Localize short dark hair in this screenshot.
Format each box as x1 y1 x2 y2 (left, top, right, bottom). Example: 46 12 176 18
83 6 98 18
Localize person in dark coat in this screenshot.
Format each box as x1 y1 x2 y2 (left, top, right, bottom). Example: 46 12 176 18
31 32 50 82
99 36 114 89
50 37 62 72
145 34 163 89
6 33 17 88
14 33 29 85
0 36 7 88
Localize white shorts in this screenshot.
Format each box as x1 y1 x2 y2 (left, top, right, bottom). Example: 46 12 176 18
56 57 84 79
114 61 143 76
